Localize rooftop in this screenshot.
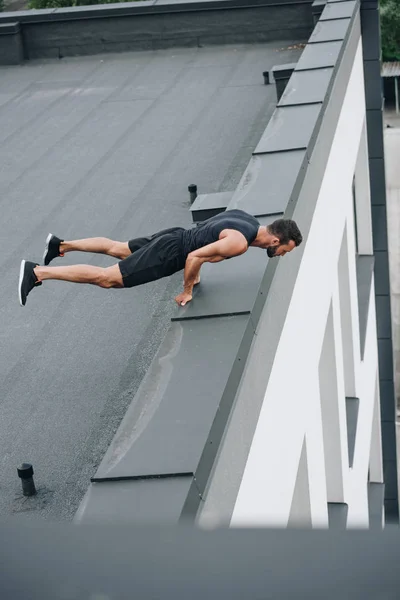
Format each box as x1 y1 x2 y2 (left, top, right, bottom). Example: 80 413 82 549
0 41 303 519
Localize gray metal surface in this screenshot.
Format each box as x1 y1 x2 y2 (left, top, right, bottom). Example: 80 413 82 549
380 381 397 421
369 158 386 204
272 63 297 102
229 152 307 215
378 339 394 381
74 477 193 524
309 18 350 43
363 59 383 109
295 40 342 70
278 68 334 106
371 203 389 251
381 421 397 463
198 5 362 527
312 0 327 24
271 62 297 79
92 316 250 479
254 104 322 153
327 502 348 528
320 0 356 20
0 41 303 521
368 482 384 528
359 0 378 7
376 296 391 339
345 397 359 468
360 0 380 62
2 523 400 599
366 108 385 158
374 251 390 295
190 191 232 223
356 255 374 359
383 461 398 500
172 249 267 320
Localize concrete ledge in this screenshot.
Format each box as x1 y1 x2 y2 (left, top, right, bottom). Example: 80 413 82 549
272 62 297 79
0 22 24 65
81 314 257 519
91 316 252 481
190 191 232 224
272 62 297 100
75 476 193 524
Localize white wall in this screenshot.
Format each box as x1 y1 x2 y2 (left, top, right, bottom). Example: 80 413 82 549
230 40 382 528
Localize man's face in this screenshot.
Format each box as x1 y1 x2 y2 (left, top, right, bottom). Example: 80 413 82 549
266 239 296 258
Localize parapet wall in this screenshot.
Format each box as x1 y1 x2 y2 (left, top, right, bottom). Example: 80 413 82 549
0 0 314 63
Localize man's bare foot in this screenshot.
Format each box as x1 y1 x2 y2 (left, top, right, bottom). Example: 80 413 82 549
194 276 201 285
175 291 193 306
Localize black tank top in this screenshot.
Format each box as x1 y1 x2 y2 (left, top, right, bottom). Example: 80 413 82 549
180 209 260 258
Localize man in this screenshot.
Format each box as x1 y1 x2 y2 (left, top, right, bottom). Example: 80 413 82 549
18 209 302 307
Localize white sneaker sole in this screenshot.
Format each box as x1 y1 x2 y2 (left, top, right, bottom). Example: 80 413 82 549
18 259 26 307
42 233 53 265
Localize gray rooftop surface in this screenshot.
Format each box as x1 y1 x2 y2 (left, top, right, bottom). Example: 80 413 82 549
0 41 302 520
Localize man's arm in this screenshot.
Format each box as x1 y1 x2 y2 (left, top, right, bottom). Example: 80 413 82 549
175 230 248 306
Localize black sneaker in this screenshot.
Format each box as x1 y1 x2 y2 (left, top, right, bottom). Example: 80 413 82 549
18 260 42 307
43 233 64 266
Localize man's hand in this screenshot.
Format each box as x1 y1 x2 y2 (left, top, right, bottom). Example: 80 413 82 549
175 291 193 307
176 231 248 307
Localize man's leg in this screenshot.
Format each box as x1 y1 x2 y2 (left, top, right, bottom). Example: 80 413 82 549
60 238 131 259
19 260 124 306
43 234 132 266
45 227 183 265
35 264 123 287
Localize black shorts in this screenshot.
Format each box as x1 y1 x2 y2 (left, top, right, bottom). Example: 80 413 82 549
118 227 186 288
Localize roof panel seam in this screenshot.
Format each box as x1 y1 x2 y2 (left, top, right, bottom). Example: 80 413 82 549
91 472 194 483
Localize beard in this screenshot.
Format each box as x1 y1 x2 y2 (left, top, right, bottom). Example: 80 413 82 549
267 246 277 258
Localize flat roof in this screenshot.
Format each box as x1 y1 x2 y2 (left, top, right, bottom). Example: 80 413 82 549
0 41 303 520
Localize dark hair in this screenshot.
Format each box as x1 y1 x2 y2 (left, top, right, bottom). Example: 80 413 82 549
267 219 303 247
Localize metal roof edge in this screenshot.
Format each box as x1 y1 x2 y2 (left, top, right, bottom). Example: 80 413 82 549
186 3 362 520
